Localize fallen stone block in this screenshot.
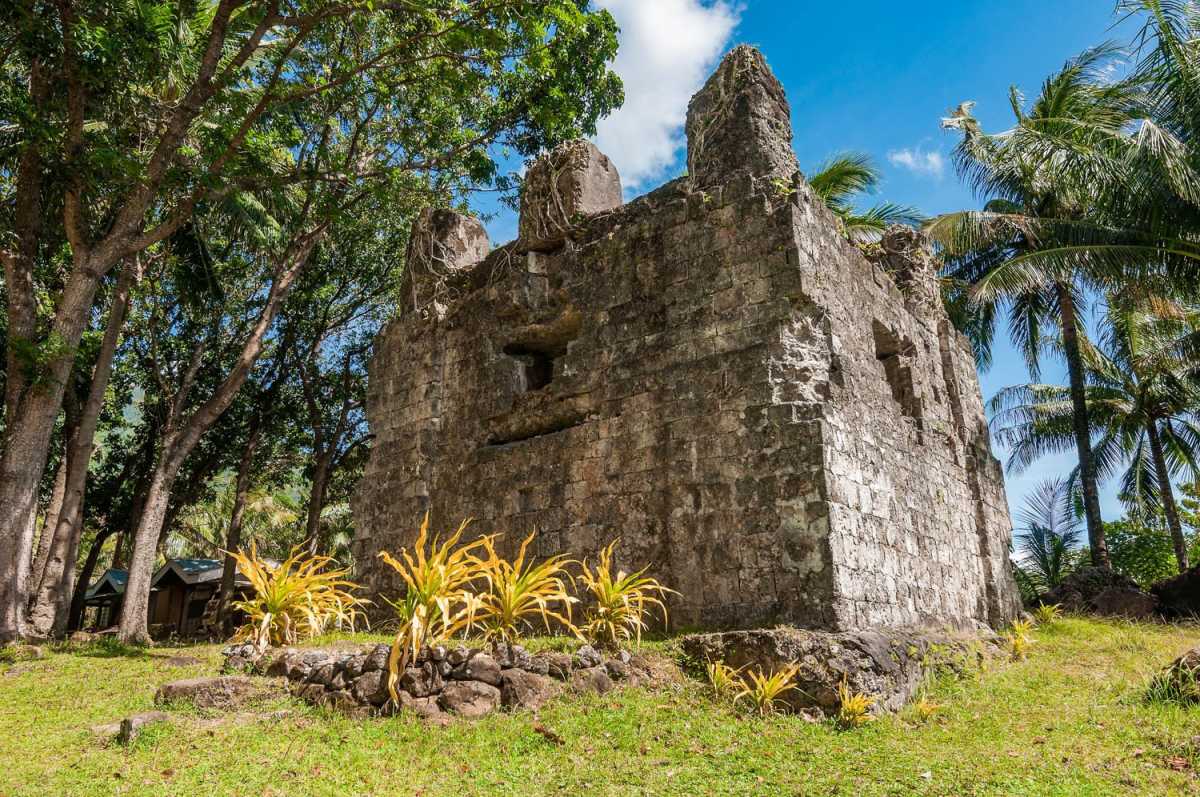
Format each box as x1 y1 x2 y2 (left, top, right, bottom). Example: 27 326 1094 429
90 711 170 744
569 666 614 696
500 668 558 711
1151 566 1200 619
438 680 501 718
681 627 997 715
154 676 270 709
1042 567 1158 618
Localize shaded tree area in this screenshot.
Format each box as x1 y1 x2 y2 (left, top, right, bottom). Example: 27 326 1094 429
1 0 622 642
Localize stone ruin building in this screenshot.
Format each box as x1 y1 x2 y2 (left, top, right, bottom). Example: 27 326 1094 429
351 46 1022 632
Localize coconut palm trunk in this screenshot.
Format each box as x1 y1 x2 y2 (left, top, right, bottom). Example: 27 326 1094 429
1056 282 1110 568
1146 420 1190 572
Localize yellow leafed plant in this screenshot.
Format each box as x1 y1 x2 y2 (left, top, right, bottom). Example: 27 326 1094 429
1004 618 1036 661
835 677 876 728
229 543 367 650
474 533 578 642
377 513 487 702
735 664 800 716
576 540 676 649
1033 603 1062 625
705 659 743 698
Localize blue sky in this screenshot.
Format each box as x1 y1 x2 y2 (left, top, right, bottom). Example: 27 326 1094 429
477 1 1144 524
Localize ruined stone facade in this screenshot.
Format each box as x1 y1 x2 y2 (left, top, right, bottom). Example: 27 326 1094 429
352 46 1022 632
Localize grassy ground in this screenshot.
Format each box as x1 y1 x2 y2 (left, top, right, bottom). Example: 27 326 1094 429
0 617 1197 797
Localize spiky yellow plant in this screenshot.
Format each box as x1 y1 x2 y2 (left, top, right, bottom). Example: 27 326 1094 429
1033 603 1063 625
705 660 743 698
836 677 876 728
911 696 940 723
1004 618 1036 661
576 540 676 649
377 514 487 701
473 533 578 642
735 664 800 717
229 543 367 649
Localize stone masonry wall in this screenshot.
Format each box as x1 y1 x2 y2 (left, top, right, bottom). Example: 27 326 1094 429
351 46 1021 632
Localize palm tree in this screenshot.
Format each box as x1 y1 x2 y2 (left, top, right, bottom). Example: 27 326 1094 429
1012 478 1084 600
929 45 1170 569
807 153 923 242
990 301 1200 572
174 477 301 559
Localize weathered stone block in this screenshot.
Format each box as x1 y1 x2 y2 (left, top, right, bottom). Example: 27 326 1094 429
154 676 268 709
680 627 1000 714
519 139 622 251
438 680 501 718
685 46 798 190
1151 565 1200 619
499 669 557 711
398 207 489 319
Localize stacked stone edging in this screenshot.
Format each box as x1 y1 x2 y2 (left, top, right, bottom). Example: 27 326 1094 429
222 641 657 721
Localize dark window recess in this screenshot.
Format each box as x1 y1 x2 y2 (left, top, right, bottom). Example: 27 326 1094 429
872 321 922 421
504 344 557 391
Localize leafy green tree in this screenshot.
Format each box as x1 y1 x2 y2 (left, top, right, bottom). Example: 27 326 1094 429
1101 516 1183 588
989 301 1200 573
0 0 622 642
806 153 922 242
173 476 299 559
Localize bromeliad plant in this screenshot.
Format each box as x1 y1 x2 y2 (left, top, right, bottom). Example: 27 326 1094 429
229 543 368 650
1033 603 1063 625
835 676 876 728
377 514 487 702
735 664 802 717
705 660 743 699
576 540 676 649
474 533 578 643
1004 618 1037 661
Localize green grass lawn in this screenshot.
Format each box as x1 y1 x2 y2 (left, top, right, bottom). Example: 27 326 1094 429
1 617 1197 796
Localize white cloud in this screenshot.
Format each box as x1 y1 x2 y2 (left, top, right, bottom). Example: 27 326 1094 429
887 147 946 179
593 0 740 189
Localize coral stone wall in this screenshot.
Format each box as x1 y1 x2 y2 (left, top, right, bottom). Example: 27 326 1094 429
351 46 1021 632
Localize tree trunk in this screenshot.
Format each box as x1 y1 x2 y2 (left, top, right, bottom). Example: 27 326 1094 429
28 452 69 601
1056 283 1109 568
0 266 105 641
67 527 114 632
3 50 47 429
215 424 262 627
117 451 186 644
27 263 138 636
305 454 335 556
1147 420 1189 572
